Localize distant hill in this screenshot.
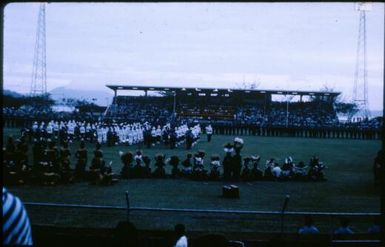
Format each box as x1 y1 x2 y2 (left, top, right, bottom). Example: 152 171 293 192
49 87 113 106
3 89 24 98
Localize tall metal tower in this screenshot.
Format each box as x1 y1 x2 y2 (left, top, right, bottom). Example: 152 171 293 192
30 3 47 96
352 2 371 120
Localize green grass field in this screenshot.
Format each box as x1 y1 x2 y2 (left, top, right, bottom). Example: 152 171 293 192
3 128 382 236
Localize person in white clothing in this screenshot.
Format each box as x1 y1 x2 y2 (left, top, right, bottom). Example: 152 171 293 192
205 124 213 142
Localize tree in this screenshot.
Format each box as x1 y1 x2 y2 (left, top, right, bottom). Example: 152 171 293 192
237 81 260 90
335 102 359 116
3 93 54 108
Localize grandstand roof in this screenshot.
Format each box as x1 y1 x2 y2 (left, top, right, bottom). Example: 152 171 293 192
106 85 340 97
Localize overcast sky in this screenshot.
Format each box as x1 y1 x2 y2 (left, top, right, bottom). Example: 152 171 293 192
3 2 384 110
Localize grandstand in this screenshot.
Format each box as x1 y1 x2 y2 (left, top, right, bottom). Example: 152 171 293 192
105 85 340 126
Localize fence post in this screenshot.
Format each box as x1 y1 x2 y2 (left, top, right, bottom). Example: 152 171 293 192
280 195 290 235
125 191 130 222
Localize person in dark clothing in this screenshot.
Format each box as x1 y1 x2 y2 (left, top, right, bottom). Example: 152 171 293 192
241 157 252 181
209 154 221 180
89 145 105 184
75 141 88 180
232 137 244 181
41 141 60 185
169 155 180 178
94 142 104 158
100 162 116 185
222 143 234 181
5 136 16 164
120 151 133 179
264 158 276 180
114 221 139 247
308 156 327 181
281 156 295 180
185 129 193 150
373 149 384 186
107 127 114 146
132 154 143 178
14 140 29 183
59 141 73 183
32 138 44 168
46 141 59 173
192 150 207 180
169 130 177 149
250 155 263 180
153 153 166 178
181 153 193 177
142 155 152 178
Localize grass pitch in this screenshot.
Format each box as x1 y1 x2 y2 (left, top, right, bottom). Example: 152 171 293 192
3 128 381 235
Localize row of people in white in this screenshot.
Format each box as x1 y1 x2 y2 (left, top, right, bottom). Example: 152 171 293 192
30 120 202 148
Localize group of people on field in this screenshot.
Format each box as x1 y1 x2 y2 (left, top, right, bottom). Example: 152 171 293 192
3 129 327 186
3 133 117 186
23 119 203 150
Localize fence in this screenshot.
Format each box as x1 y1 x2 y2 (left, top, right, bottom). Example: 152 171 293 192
23 194 381 239
212 125 382 140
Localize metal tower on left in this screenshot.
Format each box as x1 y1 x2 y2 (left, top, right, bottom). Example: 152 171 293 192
30 3 47 96
352 2 371 120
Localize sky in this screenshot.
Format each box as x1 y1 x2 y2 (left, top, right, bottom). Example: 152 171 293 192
3 2 384 110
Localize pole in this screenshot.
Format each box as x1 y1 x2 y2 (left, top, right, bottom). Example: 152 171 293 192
173 91 176 114
286 96 289 128
125 191 130 222
173 91 177 120
280 195 290 235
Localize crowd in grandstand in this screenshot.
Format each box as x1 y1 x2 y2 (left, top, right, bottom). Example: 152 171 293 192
3 95 382 134
103 96 173 125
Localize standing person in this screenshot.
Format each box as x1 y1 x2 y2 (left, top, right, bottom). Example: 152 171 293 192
232 137 244 181
119 151 133 179
144 128 152 148
169 129 177 149
222 143 234 181
3 187 33 246
169 155 181 178
46 141 59 173
373 149 384 186
59 141 73 183
185 128 193 150
142 155 152 178
89 143 104 184
32 138 43 168
205 124 213 142
75 141 88 180
153 153 166 178
151 127 157 147
174 224 188 247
